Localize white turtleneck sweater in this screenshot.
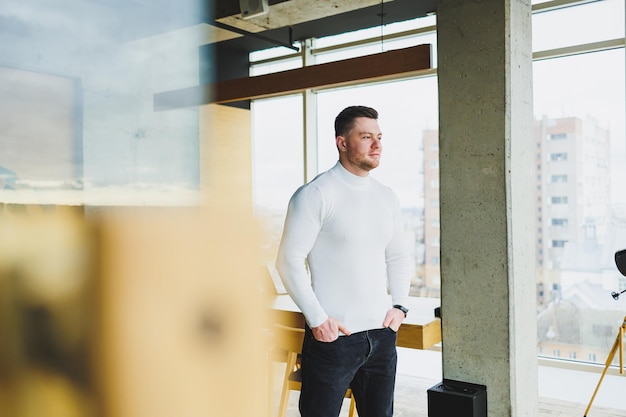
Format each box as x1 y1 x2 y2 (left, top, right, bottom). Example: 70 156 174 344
276 161 411 334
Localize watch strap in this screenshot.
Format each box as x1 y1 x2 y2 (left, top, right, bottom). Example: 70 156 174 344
393 304 409 316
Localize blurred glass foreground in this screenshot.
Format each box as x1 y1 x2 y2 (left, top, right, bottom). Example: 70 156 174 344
0 204 268 417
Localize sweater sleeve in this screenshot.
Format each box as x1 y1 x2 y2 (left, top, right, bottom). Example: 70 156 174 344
275 184 329 328
385 191 412 308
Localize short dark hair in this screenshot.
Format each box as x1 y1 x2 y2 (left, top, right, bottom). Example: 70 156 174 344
334 105 378 137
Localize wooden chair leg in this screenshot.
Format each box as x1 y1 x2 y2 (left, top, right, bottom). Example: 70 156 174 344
277 352 296 417
348 393 357 417
268 351 274 417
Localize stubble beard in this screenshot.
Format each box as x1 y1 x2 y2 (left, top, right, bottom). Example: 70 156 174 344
357 155 380 172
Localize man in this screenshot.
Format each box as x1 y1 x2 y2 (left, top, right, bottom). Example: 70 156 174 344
276 105 411 417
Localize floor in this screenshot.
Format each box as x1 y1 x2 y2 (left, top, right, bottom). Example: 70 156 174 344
270 348 626 417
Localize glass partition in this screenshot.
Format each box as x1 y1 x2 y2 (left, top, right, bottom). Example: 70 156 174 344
0 1 206 206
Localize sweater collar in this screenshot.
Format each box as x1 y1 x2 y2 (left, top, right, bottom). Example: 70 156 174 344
331 161 370 190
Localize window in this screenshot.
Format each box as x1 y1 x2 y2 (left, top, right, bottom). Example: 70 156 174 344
534 0 625 368
532 0 624 51
314 15 437 65
252 95 304 264
592 324 613 338
316 76 438 297
250 17 439 297
248 0 626 371
549 133 567 140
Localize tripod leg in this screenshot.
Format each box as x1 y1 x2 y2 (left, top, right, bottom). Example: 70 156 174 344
583 336 619 417
617 325 624 374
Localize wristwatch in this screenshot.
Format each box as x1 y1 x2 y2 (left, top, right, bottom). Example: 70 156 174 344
393 304 409 317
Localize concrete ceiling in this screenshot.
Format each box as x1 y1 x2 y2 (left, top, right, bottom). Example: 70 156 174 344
216 0 408 34
210 0 437 54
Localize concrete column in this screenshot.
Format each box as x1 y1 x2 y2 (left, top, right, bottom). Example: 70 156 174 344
437 1 537 416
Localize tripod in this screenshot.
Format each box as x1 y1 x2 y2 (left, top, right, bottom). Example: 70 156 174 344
583 315 625 417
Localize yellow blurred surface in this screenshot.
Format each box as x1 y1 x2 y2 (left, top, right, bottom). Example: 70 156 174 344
0 204 268 417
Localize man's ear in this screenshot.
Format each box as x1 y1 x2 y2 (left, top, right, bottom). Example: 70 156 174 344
336 136 346 152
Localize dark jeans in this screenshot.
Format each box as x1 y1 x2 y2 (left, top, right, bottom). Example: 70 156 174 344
299 325 398 417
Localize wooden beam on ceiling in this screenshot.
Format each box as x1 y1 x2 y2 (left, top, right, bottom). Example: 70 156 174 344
154 43 431 111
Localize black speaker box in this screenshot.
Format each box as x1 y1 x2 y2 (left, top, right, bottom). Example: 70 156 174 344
427 379 487 417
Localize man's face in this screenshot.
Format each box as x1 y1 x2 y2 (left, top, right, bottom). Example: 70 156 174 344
337 117 382 177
